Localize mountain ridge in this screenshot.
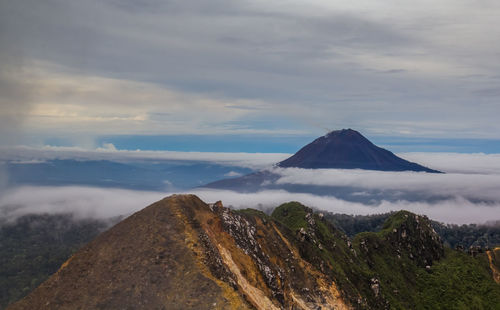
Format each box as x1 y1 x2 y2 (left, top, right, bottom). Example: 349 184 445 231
9 195 500 309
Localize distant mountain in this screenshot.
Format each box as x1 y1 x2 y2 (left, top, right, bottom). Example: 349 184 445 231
204 129 441 200
278 129 440 172
9 195 500 309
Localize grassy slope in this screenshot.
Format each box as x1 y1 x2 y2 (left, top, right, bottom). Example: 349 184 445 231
273 203 500 310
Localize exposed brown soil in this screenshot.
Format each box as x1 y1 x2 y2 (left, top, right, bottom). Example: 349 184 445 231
487 247 500 284
8 195 350 310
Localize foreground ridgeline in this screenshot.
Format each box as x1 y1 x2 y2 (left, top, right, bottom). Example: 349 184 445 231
9 195 500 309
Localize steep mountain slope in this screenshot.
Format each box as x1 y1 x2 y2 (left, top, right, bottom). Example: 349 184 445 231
278 129 439 172
8 195 349 310
9 195 500 309
204 129 440 196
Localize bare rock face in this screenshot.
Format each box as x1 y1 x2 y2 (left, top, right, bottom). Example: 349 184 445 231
384 212 444 267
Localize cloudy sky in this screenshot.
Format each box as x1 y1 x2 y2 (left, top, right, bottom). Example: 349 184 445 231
1 0 500 150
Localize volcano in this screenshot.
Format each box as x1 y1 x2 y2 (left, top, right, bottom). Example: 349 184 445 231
203 129 441 197
277 129 440 172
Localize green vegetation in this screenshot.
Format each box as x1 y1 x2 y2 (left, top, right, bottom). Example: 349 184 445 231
272 202 385 308
379 210 414 232
273 203 500 309
350 212 500 309
325 212 500 249
324 212 391 236
433 222 500 249
415 249 500 310
0 214 113 309
234 208 270 219
271 201 310 232
2 203 500 309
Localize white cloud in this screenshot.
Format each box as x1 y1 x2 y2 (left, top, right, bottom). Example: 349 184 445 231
9 63 299 137
223 152 500 205
0 145 289 169
271 167 500 203
101 142 117 151
0 186 163 222
189 189 500 225
1 151 500 225
2 185 499 225
224 171 243 177
398 152 500 174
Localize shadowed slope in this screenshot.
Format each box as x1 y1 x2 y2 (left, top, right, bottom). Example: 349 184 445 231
278 129 440 172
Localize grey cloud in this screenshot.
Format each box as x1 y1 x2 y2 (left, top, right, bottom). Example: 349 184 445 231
243 152 500 207
472 87 500 97
272 167 500 204
0 74 33 145
0 22 33 144
2 148 500 224
380 69 407 74
0 145 289 170
398 152 500 175
2 0 500 140
0 186 163 221
2 185 499 225
0 164 8 193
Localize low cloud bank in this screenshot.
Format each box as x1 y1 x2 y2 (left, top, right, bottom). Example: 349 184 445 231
0 145 289 170
398 152 500 174
271 167 500 203
0 186 164 222
1 151 500 225
190 189 500 225
1 185 499 225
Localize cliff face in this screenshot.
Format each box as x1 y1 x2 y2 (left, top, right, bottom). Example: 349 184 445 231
9 195 500 310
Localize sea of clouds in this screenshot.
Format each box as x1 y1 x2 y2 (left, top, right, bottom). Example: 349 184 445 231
1 148 500 224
